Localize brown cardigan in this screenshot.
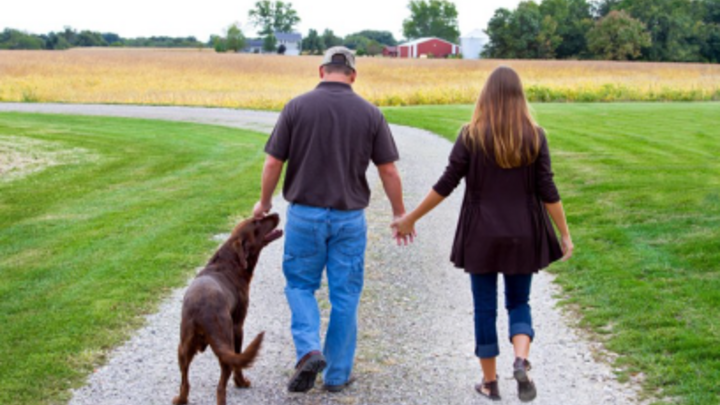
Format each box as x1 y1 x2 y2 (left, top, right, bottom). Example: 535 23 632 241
433 128 563 275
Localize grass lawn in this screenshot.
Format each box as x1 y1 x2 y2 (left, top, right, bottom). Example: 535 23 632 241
0 113 267 405
383 103 720 405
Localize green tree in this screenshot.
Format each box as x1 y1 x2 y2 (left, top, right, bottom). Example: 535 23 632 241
302 29 325 54
511 1 549 58
263 32 278 52
321 29 343 48
248 1 301 35
402 0 460 43
615 0 703 61
700 0 720 61
44 32 72 50
587 10 651 60
486 0 599 59
58 27 78 46
365 40 384 56
482 8 514 58
0 29 44 50
226 23 246 52
343 34 371 53
353 30 397 45
484 2 555 58
211 35 227 52
538 15 563 58
540 0 593 58
591 0 620 17
76 30 107 47
101 33 122 45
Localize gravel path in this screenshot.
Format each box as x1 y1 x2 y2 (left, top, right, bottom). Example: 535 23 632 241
1 103 644 405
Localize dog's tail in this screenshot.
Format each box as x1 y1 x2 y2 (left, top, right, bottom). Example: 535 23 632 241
215 332 265 369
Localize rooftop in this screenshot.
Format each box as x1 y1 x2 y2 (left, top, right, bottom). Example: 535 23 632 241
398 37 458 47
275 32 302 42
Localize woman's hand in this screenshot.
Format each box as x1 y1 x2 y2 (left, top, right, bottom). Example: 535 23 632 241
560 235 574 261
391 214 417 246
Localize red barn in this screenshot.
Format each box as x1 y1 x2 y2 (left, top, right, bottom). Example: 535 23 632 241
397 37 460 58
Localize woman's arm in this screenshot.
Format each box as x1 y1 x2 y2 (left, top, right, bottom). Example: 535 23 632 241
391 189 445 242
392 131 469 241
544 201 574 261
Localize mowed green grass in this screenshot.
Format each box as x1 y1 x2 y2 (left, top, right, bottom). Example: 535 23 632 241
0 113 267 405
383 103 720 405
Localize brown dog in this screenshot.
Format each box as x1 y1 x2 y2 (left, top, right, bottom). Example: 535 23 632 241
173 214 283 405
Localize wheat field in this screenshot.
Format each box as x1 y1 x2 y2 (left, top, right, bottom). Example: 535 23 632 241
1 48 719 109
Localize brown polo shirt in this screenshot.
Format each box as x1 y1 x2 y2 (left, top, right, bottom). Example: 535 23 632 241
265 81 399 210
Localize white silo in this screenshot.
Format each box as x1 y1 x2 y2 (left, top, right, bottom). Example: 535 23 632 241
460 29 488 60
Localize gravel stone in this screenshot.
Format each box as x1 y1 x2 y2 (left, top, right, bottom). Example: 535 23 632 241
0 103 646 405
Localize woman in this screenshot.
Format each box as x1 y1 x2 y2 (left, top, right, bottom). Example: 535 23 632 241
392 66 573 402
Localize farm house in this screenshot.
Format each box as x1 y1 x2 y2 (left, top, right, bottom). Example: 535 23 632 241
396 37 460 58
242 32 301 55
275 32 301 56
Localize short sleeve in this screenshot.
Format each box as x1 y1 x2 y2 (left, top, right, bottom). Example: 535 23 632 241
432 130 471 197
264 103 293 161
535 131 561 203
371 114 399 165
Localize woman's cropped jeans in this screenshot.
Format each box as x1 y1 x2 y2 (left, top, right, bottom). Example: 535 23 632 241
470 273 535 358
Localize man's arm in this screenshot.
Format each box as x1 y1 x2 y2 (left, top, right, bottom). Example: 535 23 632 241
377 162 405 217
377 162 413 244
253 154 284 219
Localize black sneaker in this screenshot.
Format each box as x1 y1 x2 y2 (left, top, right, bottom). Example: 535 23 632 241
287 351 326 393
513 357 537 402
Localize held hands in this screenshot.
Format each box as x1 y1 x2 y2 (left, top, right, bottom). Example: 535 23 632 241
390 214 417 246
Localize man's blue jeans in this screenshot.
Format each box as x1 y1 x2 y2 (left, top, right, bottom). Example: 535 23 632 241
283 203 367 386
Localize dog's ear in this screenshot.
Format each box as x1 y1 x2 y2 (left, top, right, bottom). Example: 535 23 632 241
232 238 249 269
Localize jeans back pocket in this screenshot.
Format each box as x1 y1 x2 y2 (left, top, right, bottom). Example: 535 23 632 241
285 217 320 259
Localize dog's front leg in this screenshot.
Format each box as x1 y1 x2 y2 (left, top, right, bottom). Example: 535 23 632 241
233 325 251 388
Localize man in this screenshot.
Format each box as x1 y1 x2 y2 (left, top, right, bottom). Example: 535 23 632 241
253 46 407 393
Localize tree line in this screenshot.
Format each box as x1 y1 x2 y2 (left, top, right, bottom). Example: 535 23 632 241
209 1 402 55
0 27 205 50
218 0 457 55
483 0 720 62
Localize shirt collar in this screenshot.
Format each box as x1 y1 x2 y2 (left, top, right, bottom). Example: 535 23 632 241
317 81 353 91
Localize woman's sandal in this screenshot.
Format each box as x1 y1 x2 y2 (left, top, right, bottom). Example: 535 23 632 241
474 377 501 401
513 357 537 402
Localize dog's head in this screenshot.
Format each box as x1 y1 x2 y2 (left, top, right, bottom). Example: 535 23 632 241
230 213 283 270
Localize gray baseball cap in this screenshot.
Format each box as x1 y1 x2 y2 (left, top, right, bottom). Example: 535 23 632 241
321 46 356 71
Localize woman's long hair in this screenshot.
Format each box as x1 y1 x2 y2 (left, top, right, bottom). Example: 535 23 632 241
464 66 541 169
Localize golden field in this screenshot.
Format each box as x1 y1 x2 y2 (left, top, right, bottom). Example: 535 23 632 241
1 48 719 109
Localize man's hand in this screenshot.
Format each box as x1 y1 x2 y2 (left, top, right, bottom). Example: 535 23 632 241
254 155 284 219
253 201 272 219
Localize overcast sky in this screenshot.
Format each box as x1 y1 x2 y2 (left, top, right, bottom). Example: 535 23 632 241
2 0 523 42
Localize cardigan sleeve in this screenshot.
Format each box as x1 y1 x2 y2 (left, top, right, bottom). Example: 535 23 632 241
536 131 561 203
433 131 471 197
